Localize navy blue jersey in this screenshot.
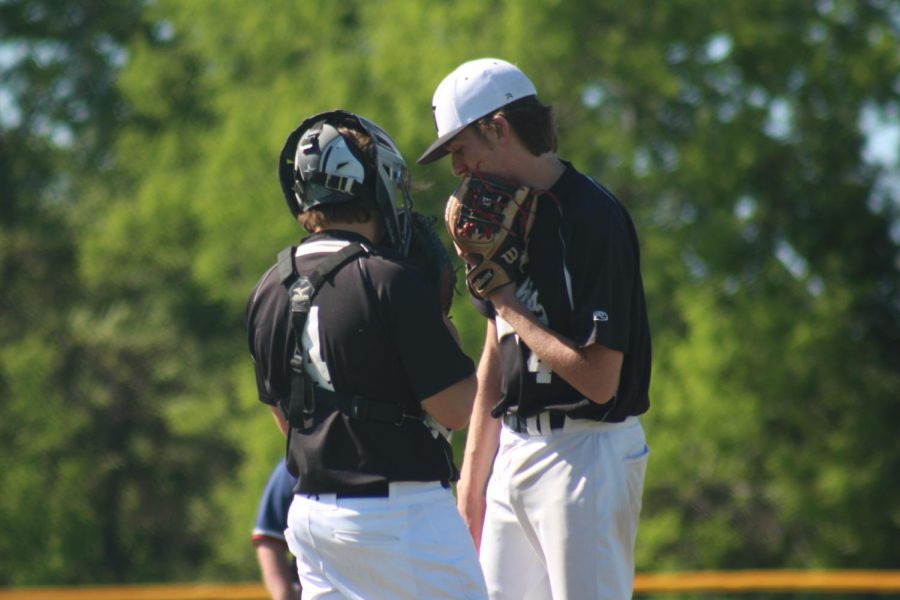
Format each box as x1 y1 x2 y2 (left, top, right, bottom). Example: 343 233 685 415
474 163 651 422
252 460 298 545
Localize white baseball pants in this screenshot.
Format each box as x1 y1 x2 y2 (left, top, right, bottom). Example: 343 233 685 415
480 416 649 600
284 481 488 599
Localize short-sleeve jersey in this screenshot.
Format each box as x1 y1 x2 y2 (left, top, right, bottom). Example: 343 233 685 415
474 162 651 422
251 459 297 545
246 230 474 496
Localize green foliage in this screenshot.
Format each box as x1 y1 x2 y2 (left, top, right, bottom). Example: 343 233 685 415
1 0 898 586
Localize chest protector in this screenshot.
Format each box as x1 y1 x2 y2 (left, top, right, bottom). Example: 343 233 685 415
276 242 420 431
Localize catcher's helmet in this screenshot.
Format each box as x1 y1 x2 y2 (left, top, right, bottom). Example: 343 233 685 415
279 110 413 254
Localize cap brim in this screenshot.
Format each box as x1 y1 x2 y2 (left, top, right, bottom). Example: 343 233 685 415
416 125 466 165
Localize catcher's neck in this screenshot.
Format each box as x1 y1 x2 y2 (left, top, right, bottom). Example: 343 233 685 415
314 218 383 244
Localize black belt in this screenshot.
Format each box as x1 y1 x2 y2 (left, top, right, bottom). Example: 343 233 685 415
502 411 566 434
335 486 389 499
327 480 450 499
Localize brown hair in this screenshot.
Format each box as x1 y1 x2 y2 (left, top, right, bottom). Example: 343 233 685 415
297 197 379 232
296 126 379 232
475 95 557 156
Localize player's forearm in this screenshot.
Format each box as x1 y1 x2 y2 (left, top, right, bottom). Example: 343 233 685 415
256 542 298 600
460 386 502 493
421 373 476 430
459 325 503 491
492 289 622 404
262 568 297 600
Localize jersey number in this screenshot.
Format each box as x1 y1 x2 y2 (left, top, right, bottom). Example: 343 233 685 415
301 306 334 390
498 314 553 385
526 350 553 384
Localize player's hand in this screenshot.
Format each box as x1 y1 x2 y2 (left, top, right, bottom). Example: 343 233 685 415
483 281 518 304
455 477 486 553
453 242 517 300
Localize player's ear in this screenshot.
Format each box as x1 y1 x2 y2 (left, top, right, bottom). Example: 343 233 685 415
489 113 513 147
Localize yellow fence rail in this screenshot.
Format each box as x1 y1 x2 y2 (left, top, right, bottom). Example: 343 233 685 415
1 571 899 599
635 570 900 594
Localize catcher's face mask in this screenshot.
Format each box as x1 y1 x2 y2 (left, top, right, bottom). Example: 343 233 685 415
279 110 413 254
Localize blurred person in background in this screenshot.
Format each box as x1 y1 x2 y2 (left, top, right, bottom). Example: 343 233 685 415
252 459 300 600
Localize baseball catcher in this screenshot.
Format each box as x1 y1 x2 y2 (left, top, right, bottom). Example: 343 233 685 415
246 109 487 599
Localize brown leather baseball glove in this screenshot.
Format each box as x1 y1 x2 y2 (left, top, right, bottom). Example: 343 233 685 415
444 175 538 299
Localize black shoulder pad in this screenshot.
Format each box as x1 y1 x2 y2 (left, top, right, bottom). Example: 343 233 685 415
277 246 297 287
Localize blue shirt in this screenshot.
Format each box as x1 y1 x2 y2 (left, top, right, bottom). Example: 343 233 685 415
252 460 298 544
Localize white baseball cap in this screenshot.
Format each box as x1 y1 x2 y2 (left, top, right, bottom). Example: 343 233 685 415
417 58 537 165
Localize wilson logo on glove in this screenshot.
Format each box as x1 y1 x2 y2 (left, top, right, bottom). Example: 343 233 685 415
500 247 520 265
445 174 538 299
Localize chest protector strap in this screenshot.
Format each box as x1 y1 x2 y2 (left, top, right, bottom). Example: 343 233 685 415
276 242 412 429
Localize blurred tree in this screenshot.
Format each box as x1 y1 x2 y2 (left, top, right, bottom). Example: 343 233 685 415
0 0 239 584
0 0 144 584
